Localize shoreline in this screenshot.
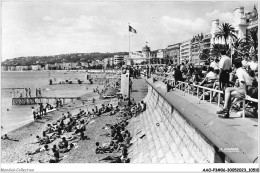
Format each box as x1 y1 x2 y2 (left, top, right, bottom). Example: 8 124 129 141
1 81 112 163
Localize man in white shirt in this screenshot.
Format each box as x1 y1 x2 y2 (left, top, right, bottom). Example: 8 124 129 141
217 61 252 118
218 50 232 93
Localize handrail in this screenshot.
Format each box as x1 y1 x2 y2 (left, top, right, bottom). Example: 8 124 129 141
152 74 258 118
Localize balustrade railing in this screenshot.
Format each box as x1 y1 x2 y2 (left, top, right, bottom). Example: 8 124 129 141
152 74 258 118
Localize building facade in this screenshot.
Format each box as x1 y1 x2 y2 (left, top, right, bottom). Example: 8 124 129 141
167 43 181 65
180 40 191 64
142 45 151 59
113 55 124 65
190 33 211 65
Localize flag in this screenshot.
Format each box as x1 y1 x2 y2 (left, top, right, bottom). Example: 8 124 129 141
129 25 137 34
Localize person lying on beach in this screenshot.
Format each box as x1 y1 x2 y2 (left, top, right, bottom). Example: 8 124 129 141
1 134 19 142
30 135 43 144
26 145 49 155
68 131 90 142
99 147 129 163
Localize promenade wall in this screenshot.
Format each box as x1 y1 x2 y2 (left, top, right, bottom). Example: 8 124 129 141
127 79 258 163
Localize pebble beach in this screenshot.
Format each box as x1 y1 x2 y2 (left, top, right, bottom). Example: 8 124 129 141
1 75 122 163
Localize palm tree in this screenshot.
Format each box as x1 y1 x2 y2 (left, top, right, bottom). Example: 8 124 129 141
247 27 258 55
211 44 227 58
215 23 237 47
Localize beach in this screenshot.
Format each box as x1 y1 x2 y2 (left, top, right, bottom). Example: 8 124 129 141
1 71 98 134
1 73 122 163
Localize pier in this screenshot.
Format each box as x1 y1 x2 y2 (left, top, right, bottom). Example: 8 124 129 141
12 97 80 105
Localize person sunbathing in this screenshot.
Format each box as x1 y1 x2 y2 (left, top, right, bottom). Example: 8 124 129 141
26 145 49 155
30 135 43 144
1 134 19 142
99 146 129 163
68 131 90 142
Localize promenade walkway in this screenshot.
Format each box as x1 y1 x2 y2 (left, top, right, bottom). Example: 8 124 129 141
127 78 258 163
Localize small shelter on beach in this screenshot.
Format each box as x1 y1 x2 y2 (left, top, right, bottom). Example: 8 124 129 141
102 87 118 99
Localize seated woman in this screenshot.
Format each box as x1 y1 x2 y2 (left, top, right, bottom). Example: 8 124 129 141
199 67 217 88
26 145 49 155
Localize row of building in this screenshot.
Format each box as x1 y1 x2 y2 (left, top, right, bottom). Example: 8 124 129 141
125 5 258 66
1 55 128 71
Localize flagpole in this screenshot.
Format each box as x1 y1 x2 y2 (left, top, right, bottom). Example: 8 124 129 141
128 23 130 65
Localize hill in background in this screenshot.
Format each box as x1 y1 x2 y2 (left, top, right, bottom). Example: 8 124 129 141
2 52 128 66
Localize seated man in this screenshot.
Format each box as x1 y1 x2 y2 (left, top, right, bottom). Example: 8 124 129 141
44 124 54 134
41 131 51 144
217 61 252 118
74 120 86 134
49 148 60 163
58 137 69 150
95 142 104 154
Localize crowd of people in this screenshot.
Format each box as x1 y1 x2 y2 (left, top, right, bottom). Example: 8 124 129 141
151 51 258 118
24 93 148 163
95 98 147 163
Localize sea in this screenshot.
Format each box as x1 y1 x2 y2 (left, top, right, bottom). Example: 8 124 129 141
1 70 91 135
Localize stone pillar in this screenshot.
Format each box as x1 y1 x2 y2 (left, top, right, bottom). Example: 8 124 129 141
121 72 130 99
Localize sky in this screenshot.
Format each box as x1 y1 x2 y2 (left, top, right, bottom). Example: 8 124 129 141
1 0 258 61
